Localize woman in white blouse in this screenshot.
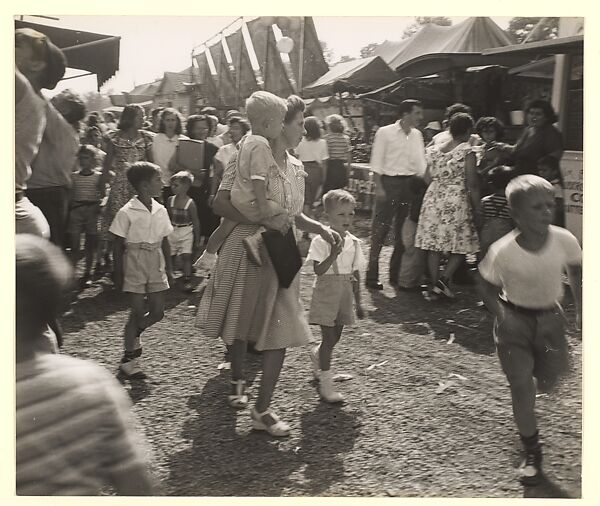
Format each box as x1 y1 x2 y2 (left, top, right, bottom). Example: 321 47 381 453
150 107 187 202
295 116 329 217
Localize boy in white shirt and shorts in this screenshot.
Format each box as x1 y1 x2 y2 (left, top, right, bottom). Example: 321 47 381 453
109 162 174 378
478 175 582 486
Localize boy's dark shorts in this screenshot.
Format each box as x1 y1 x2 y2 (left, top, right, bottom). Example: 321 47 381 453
493 299 569 391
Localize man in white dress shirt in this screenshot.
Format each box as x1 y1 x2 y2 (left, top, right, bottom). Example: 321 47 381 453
366 100 427 290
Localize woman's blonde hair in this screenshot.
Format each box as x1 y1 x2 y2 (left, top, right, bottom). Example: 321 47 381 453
325 114 347 134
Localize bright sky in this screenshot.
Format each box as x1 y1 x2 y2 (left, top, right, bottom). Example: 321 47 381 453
20 15 512 97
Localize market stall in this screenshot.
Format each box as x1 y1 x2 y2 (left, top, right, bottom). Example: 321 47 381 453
15 19 121 90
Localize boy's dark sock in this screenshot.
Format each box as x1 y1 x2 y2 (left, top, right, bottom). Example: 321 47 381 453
121 347 143 362
520 430 540 450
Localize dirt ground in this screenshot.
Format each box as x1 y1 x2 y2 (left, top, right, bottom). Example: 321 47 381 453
61 213 582 498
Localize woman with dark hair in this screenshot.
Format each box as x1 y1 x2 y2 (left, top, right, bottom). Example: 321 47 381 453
296 115 329 216
197 95 341 436
174 114 220 244
474 116 510 195
415 113 481 300
151 107 187 201
513 100 563 175
100 104 153 241
492 99 564 177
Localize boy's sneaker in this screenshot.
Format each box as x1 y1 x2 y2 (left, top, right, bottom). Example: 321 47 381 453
119 358 144 378
194 251 218 273
182 277 194 292
243 233 263 266
519 445 543 486
309 345 321 379
79 272 92 289
432 278 455 299
318 370 344 403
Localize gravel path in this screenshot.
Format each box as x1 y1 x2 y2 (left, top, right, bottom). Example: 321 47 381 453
61 223 582 498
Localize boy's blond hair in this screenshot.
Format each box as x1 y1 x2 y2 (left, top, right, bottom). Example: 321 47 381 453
245 91 287 128
323 189 356 212
506 174 554 209
170 170 194 186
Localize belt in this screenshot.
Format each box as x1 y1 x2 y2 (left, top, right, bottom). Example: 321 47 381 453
499 295 556 315
381 174 414 178
71 201 99 209
319 273 355 281
173 223 193 228
126 242 161 251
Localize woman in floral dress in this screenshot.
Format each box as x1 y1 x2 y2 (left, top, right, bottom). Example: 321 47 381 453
415 113 480 299
100 104 153 236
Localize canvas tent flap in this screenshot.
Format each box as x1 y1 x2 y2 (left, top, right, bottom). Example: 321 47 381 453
373 17 513 74
302 56 397 98
15 20 120 90
482 35 583 57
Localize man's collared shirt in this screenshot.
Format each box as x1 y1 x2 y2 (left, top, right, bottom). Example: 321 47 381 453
369 121 426 177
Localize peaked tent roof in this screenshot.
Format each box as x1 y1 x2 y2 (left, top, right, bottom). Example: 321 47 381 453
302 56 398 98
15 19 120 90
373 17 514 74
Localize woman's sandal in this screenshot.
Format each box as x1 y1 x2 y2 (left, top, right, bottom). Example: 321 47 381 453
250 408 291 437
227 380 248 409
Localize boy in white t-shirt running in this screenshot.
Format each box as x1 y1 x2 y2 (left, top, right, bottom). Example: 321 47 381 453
477 175 582 486
306 190 366 403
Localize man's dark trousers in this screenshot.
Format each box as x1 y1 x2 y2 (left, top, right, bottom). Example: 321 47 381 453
366 175 415 285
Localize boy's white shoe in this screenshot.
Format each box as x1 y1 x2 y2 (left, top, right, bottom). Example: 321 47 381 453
119 358 143 378
194 251 218 272
319 370 344 403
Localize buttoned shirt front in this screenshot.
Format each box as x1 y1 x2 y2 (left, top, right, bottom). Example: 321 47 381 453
109 197 173 244
151 133 187 185
369 121 426 177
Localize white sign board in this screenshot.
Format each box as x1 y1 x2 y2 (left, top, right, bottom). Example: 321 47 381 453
561 150 583 243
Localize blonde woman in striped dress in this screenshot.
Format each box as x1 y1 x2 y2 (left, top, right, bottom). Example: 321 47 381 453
197 95 341 437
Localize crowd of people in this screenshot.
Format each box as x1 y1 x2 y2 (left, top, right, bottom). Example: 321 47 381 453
15 26 582 495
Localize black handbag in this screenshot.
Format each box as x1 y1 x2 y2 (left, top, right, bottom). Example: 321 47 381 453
261 228 302 289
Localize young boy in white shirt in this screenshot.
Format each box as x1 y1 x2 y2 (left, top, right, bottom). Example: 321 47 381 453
109 162 174 377
307 190 366 403
477 175 582 486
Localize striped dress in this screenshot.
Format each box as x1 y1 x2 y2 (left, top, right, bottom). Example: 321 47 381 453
196 150 312 351
16 354 149 495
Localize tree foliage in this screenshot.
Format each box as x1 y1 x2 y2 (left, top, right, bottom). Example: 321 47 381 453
82 91 112 114
319 39 334 65
402 16 452 39
505 17 559 43
360 42 381 59
336 55 356 64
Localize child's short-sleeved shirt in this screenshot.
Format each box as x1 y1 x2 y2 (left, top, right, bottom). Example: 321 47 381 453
16 354 148 495
230 135 281 216
324 133 351 160
480 193 511 220
71 170 102 202
307 231 366 274
236 134 274 181
479 226 581 308
296 138 329 163
109 197 173 244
